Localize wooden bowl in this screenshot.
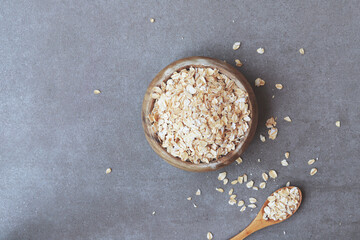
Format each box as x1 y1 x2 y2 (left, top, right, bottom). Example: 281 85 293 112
142 56 258 172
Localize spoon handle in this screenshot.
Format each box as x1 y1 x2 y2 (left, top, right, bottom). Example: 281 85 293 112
230 215 268 240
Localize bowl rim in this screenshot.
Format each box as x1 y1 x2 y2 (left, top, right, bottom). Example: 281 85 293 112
142 56 258 172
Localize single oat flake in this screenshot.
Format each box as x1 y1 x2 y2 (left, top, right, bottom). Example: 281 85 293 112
94 89 101 94
216 188 224 193
229 199 237 205
275 84 283 90
262 172 269 182
231 180 238 185
246 180 254 188
285 152 290 159
310 168 318 176
257 48 265 54
260 134 266 142
233 42 241 50
193 203 197 208
248 204 257 209
284 116 292 122
266 117 277 128
228 188 234 195
223 178 229 185
299 48 305 55
286 181 291 187
249 197 257 203
255 78 265 87
336 121 341 127
105 168 112 174
253 187 259 190
196 189 201 196
218 172 227 181
238 176 244 184
269 170 278 179
236 157 243 164
207 232 213 240
240 206 246 212
150 18 155 23
308 159 316 165
235 59 243 67
243 174 248 182
238 200 245 207
187 197 192 200
281 159 289 166
268 127 278 140
259 182 266 189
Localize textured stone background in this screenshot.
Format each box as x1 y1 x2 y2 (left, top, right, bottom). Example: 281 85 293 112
1 1 359 239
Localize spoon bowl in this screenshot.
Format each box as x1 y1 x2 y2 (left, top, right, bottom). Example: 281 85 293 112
231 186 302 240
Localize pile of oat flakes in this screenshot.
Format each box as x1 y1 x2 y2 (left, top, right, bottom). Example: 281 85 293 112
149 67 251 164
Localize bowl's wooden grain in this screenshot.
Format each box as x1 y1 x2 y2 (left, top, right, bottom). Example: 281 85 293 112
142 56 258 172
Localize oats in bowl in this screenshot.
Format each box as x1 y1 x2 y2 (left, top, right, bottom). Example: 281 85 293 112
148 67 251 164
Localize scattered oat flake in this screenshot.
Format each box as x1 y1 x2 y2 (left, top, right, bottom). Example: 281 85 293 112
266 117 277 128
285 152 290 159
235 59 243 67
216 188 224 193
269 170 278 179
336 121 341 127
94 89 101 94
281 159 289 166
243 174 248 182
223 178 229 185
249 198 257 203
229 199 237 205
228 188 234 195
238 176 244 184
310 168 318 176
286 181 291 187
260 134 266 142
236 157 243 164
238 200 245 207
246 180 254 188
268 127 278 140
230 194 237 199
233 42 241 50
248 204 257 208
187 197 192 200
105 168 112 174
240 206 246 212
231 180 238 185
284 116 292 122
299 48 305 55
257 159 261 162
207 232 213 240
308 159 316 165
218 172 227 181
275 84 283 90
196 189 201 196
259 182 266 189
252 186 259 190
262 173 269 182
257 48 265 54
255 78 265 87
152 211 156 215
150 18 155 23
193 203 197 208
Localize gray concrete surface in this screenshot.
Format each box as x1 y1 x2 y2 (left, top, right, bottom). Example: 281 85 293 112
1 1 359 239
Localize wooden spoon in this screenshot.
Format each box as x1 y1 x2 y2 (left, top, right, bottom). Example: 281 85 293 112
230 186 302 240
